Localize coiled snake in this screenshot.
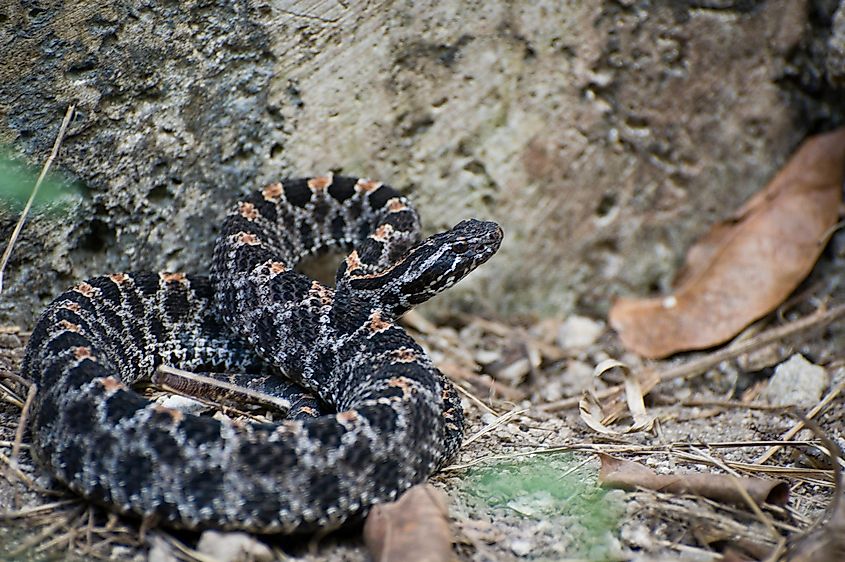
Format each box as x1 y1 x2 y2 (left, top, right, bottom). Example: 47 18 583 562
21 175 503 533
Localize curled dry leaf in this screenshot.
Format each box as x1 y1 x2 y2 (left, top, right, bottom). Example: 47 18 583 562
578 360 655 434
598 454 789 508
363 484 453 562
610 128 845 358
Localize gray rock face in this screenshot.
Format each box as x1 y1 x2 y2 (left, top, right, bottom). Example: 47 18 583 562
1 1 843 326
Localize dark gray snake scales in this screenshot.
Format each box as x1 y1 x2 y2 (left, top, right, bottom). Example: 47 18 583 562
21 175 503 533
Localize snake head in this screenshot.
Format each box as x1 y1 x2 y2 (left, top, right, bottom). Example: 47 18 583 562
412 219 504 292
339 218 503 316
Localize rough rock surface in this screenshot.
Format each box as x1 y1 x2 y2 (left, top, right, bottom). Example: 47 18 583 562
1 0 844 326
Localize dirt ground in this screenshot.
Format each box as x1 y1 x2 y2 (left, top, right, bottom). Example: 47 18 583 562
1 244 845 561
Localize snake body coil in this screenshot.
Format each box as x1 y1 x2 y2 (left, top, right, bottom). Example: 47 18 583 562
21 175 502 532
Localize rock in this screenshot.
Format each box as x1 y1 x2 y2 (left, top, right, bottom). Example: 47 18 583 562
762 354 829 408
557 315 604 349
196 531 273 562
510 538 533 557
146 537 178 562
1 2 839 326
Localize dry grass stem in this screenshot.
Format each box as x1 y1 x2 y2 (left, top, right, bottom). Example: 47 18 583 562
453 380 499 416
11 378 36 464
461 407 527 449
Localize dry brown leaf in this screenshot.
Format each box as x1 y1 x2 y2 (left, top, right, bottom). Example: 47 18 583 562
693 526 775 561
610 128 845 358
363 484 454 562
598 454 789 508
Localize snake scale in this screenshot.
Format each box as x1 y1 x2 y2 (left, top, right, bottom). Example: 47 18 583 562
21 175 503 533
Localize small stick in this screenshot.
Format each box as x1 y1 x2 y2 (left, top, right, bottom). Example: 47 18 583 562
0 499 79 519
679 399 792 411
0 104 76 294
0 449 41 490
452 381 499 416
461 407 527 449
154 365 292 413
11 378 37 465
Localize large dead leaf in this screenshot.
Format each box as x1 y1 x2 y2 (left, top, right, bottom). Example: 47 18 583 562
598 454 789 508
363 484 453 562
610 128 845 358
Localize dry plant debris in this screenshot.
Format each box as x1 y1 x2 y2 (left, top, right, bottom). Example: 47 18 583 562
363 484 454 562
610 128 845 358
598 453 789 508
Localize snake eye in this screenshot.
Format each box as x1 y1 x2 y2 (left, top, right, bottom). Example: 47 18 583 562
452 241 469 254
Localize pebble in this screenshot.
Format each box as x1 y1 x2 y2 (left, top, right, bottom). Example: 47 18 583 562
762 354 829 408
0 333 21 348
557 315 603 349
196 530 273 562
510 538 533 556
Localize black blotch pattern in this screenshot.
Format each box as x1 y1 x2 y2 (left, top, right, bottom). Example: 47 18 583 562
186 469 224 514
306 418 345 449
330 215 346 242
121 452 153 499
342 437 373 468
63 398 98 437
58 440 84 479
361 402 398 435
146 428 182 464
162 283 189 321
104 389 147 423
371 459 401 491
239 439 298 472
384 210 417 233
132 272 161 296
309 472 341 514
179 416 222 447
64 360 109 392
328 177 356 201
368 185 401 209
34 394 59 429
283 180 312 208
297 221 314 253
312 199 330 225
251 196 279 223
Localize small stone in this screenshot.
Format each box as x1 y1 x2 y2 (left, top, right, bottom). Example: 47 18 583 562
762 354 829 408
557 315 604 349
196 531 273 562
510 538 533 556
157 395 207 414
147 538 178 562
0 333 21 348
